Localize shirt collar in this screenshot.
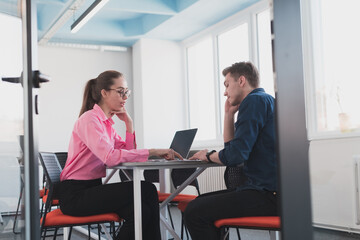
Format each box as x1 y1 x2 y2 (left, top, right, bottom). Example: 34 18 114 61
93 104 115 125
249 88 265 95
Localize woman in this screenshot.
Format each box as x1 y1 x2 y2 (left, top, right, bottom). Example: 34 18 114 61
58 70 181 240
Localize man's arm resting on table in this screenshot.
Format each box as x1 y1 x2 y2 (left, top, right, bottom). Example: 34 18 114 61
189 149 223 165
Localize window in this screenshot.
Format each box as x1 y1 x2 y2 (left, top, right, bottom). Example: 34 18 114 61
304 0 360 138
257 9 274 97
184 1 273 145
217 23 249 133
187 37 217 141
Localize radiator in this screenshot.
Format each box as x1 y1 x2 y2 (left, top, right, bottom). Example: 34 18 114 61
197 166 227 194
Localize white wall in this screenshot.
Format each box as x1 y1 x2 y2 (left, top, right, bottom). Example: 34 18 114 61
132 38 186 149
310 137 360 233
38 46 134 152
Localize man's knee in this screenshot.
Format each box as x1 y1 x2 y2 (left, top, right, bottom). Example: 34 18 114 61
184 199 202 224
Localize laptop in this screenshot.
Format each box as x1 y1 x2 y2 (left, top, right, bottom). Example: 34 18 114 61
147 128 198 161
120 128 205 166
169 128 197 159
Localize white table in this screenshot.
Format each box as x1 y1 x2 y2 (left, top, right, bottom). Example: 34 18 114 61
104 159 220 240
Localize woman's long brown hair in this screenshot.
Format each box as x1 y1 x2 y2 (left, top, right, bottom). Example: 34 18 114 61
79 70 123 117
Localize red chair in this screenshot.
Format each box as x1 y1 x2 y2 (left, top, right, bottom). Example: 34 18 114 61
39 152 122 239
214 216 281 240
41 209 121 240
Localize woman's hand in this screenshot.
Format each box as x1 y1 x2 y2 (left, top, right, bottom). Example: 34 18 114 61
149 149 183 160
115 107 132 123
112 107 134 133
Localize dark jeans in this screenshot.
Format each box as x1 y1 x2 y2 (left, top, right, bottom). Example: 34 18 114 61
184 188 278 240
57 179 160 240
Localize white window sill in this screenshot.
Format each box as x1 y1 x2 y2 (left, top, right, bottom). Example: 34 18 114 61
308 130 360 141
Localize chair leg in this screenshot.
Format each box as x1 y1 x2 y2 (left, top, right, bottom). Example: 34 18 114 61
53 227 58 240
43 228 47 240
180 213 184 240
167 204 175 229
97 224 101 239
68 226 73 240
269 230 281 240
88 224 91 240
185 223 190 240
220 227 229 240
13 181 23 234
236 228 241 240
112 222 116 237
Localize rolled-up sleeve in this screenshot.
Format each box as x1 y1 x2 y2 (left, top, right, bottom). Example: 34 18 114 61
114 131 137 150
218 96 267 166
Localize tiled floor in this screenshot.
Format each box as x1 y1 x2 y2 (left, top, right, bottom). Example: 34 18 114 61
2 206 360 240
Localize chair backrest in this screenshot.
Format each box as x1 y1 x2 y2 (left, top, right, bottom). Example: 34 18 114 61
171 168 200 195
39 152 62 186
224 164 247 189
54 152 68 169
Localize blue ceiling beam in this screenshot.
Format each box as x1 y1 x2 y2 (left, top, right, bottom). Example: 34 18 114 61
142 14 172 34
121 17 144 36
174 0 199 12
122 14 172 36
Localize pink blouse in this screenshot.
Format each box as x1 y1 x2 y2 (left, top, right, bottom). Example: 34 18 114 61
60 104 149 181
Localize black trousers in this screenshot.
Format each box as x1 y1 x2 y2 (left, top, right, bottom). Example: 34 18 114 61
57 179 161 240
183 188 278 240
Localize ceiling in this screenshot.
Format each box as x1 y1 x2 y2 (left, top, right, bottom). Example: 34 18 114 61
0 0 259 47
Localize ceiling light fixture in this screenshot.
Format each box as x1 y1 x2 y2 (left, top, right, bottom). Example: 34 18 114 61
38 0 87 45
71 0 109 34
46 42 128 52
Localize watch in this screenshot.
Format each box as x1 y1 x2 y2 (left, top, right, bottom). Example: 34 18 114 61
206 150 216 163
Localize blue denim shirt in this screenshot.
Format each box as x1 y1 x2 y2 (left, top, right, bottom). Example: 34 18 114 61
218 88 277 191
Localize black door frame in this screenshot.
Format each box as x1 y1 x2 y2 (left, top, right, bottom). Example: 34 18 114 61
273 0 314 239
22 0 40 239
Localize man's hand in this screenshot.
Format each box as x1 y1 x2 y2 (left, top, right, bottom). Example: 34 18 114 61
189 149 208 161
225 99 240 115
149 149 183 160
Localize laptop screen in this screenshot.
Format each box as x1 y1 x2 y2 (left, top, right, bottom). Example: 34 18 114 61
169 128 197 158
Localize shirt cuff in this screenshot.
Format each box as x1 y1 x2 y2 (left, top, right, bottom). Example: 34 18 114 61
218 149 227 165
125 131 136 149
135 149 150 162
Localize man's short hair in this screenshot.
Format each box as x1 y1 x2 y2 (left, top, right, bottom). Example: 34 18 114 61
222 61 260 88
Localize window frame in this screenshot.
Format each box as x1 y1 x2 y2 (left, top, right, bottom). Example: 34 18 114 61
182 0 271 148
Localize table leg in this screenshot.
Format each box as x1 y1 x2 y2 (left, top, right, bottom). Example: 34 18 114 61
63 227 69 239
103 169 117 184
158 167 206 240
159 169 168 240
133 168 142 240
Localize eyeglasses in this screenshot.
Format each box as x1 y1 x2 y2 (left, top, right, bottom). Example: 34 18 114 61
108 88 131 99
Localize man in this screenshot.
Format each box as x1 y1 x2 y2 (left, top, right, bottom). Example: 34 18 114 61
185 61 278 240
